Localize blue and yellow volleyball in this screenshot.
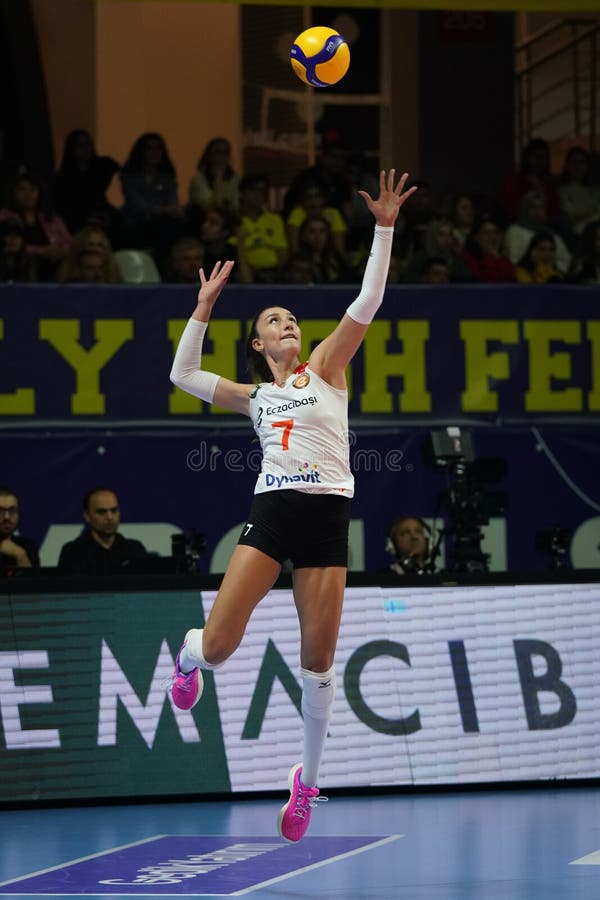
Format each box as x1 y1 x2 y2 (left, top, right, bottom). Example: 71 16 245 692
290 26 350 88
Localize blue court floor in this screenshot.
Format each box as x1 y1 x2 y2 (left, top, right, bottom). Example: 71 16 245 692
1 786 600 899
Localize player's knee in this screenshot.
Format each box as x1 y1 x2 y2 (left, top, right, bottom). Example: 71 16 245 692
302 652 335 672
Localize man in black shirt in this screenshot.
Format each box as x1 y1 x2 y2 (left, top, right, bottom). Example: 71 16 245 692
58 487 148 575
0 487 40 574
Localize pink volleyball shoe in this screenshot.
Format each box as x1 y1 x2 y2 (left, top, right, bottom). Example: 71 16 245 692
277 763 324 843
170 635 204 710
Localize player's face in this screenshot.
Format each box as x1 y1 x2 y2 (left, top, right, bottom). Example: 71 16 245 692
253 308 301 358
84 491 120 538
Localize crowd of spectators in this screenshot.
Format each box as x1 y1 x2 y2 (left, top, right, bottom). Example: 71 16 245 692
1 131 599 287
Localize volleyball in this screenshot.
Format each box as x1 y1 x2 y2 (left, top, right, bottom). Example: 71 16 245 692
290 26 350 88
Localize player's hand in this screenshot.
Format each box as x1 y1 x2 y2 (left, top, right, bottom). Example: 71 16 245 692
358 169 417 228
195 260 235 312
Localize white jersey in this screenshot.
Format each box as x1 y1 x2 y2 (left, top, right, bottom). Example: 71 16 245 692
249 363 354 497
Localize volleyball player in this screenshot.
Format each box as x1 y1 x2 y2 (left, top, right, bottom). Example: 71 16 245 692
169 169 416 842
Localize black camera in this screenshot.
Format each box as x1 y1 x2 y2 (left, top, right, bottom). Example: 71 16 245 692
171 529 207 574
422 427 508 574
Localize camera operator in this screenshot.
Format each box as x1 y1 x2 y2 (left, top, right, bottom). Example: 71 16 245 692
383 515 432 576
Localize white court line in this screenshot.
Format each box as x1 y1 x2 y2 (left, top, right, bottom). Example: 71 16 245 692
570 848 600 865
233 834 404 896
0 835 166 888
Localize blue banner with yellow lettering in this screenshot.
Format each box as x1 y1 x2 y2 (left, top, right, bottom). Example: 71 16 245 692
0 283 598 423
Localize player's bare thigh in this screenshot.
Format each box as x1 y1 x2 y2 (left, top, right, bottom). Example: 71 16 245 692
202 544 282 664
292 566 346 671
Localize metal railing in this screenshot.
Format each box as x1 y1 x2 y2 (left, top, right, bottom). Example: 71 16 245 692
515 17 599 154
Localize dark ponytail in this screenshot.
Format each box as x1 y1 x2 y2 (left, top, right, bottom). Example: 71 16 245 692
246 309 274 383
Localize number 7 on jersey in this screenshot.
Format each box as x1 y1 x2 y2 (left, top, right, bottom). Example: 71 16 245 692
271 419 294 450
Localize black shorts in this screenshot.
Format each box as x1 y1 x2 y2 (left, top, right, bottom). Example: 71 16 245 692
237 489 351 569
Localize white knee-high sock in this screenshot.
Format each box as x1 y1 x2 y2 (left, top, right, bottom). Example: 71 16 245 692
179 628 224 673
300 665 336 788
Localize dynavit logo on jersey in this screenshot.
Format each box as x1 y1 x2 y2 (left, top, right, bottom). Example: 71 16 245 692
266 396 318 416
265 471 321 487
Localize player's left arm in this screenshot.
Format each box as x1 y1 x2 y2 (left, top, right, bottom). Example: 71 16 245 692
309 170 416 389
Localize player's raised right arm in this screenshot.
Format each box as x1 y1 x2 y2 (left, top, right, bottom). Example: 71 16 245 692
170 260 254 416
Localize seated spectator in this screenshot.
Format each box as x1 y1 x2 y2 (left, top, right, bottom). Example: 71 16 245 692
0 172 71 280
235 174 288 283
280 251 314 284
58 225 121 283
58 487 148 576
515 230 565 284
501 137 560 222
383 516 433 576
0 222 37 282
0 487 40 574
400 178 438 256
283 140 351 220
188 137 240 220
420 256 450 284
120 132 184 255
403 218 473 283
297 214 355 284
198 206 238 275
164 237 205 283
286 181 347 257
503 190 571 273
461 215 516 283
569 219 600 284
70 250 108 283
52 129 120 238
448 192 476 250
558 146 600 239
